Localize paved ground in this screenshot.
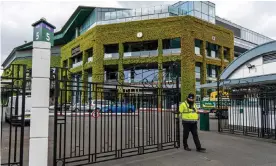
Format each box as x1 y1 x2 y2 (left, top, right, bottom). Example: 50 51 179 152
2 116 276 166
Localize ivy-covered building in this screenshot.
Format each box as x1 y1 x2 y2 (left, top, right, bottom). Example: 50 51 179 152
60 2 236 101
2 1 273 101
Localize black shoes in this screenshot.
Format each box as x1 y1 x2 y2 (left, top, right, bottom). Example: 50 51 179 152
184 147 206 152
196 148 206 152
184 147 191 151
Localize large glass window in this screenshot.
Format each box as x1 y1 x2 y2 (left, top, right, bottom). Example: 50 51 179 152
209 6 215 17
207 64 218 78
180 2 189 13
194 1 201 11
188 1 194 11
155 5 161 13
202 2 209 15
105 12 110 20
163 38 181 49
104 44 119 53
195 62 201 79
142 7 149 15
117 11 123 19
209 16 215 24
110 11 116 20
148 7 155 15
124 68 158 83
194 11 201 19
124 40 158 52
136 8 142 16
195 39 201 55
202 14 208 21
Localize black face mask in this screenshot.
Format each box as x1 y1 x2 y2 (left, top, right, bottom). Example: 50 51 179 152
187 100 194 108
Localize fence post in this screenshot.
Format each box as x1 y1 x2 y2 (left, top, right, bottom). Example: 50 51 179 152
29 18 55 166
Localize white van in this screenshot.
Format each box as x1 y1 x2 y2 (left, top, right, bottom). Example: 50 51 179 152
4 95 32 124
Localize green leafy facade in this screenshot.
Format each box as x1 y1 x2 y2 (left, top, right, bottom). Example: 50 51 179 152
61 16 234 102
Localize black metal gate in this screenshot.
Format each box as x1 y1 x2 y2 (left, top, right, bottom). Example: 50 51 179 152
52 67 180 166
217 80 276 140
1 64 31 166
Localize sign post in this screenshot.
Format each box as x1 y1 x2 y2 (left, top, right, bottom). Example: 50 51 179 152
29 18 55 166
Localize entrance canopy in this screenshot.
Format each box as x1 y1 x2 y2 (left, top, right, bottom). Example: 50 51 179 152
200 74 276 88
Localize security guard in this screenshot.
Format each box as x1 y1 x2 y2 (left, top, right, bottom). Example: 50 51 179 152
179 93 206 152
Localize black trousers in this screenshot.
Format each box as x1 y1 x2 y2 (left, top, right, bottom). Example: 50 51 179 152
182 121 201 149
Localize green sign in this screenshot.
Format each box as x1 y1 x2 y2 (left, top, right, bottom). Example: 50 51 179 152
33 22 54 46
200 101 216 110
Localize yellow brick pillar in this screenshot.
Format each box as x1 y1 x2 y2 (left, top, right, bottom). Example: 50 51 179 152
81 51 88 103
181 33 195 102
200 40 207 98
229 47 234 62
92 43 104 100
81 71 88 103
118 43 124 101
218 46 225 76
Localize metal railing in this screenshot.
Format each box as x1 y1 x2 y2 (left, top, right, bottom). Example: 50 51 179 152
104 53 119 59
162 48 181 56
124 50 158 58
72 61 82 68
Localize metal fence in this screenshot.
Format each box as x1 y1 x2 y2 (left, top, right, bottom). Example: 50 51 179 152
52 67 181 166
1 64 31 166
217 83 276 140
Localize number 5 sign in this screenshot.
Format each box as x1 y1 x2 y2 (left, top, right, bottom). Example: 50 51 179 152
32 18 55 46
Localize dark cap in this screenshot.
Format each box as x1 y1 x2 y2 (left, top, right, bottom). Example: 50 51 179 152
187 93 195 99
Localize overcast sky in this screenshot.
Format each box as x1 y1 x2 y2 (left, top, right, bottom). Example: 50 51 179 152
1 1 276 65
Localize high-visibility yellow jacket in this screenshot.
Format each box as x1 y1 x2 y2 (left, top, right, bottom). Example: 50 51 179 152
179 101 198 122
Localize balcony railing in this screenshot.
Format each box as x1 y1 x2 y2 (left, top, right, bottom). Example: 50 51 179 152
163 48 181 56
88 57 93 62
72 61 82 68
124 50 158 58
104 53 119 59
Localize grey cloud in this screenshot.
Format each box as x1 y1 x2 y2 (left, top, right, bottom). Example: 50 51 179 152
1 1 276 64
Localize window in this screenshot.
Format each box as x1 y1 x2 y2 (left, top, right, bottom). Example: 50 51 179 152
209 16 215 24
124 40 158 52
180 2 189 13
209 6 215 17
202 14 208 21
86 48 93 58
263 53 276 64
163 38 181 49
195 39 201 55
110 11 116 20
148 7 155 15
117 11 123 19
155 5 161 13
188 1 194 11
188 11 194 16
202 2 209 15
136 8 142 16
161 5 168 13
142 7 149 15
194 1 201 11
194 11 201 19
104 44 119 53
105 12 110 20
